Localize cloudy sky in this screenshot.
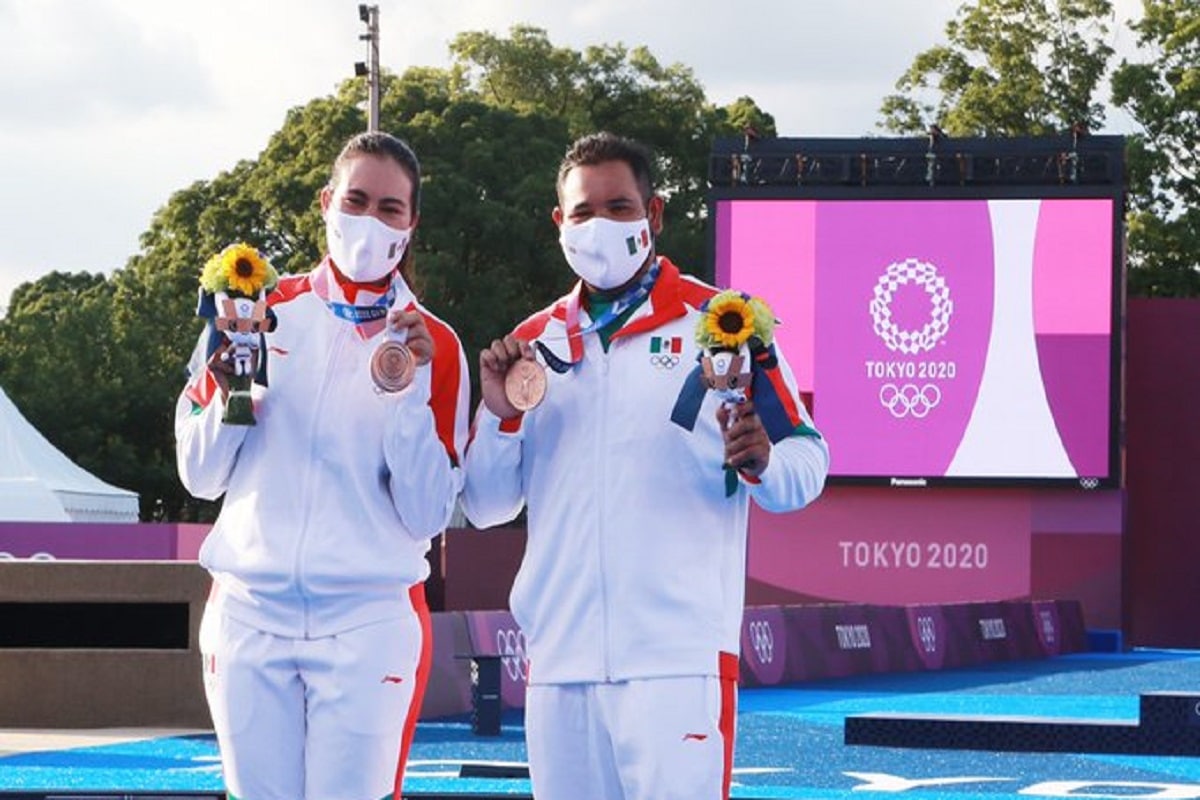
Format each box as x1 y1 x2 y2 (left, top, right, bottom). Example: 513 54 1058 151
0 0 1144 310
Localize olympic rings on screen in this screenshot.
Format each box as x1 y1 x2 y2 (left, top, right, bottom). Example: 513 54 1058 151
870 258 954 355
880 383 942 418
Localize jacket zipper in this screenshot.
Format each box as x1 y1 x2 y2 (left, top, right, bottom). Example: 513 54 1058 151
293 325 346 637
597 343 613 682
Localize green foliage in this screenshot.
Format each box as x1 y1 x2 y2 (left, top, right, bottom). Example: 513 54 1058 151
450 25 582 117
1111 0 1200 296
0 25 771 521
445 26 765 273
879 0 1115 136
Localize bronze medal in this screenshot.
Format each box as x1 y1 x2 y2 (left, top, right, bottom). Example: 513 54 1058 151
371 339 415 393
504 358 547 411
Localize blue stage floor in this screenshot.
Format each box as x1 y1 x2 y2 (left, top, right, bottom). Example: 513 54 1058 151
2 650 1198 798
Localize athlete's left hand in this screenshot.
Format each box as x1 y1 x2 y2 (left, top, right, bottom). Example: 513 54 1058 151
387 309 433 365
717 400 771 479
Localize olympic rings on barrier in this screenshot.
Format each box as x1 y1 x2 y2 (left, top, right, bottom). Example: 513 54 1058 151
495 627 529 683
747 619 775 664
916 614 937 653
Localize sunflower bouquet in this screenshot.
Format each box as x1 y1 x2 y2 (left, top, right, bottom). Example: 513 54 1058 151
200 242 279 297
669 289 797 495
694 290 777 404
196 243 280 425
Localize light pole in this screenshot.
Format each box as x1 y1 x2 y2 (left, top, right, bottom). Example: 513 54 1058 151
354 4 381 132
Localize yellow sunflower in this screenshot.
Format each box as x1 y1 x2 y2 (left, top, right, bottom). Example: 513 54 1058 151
222 243 272 296
699 290 756 349
200 242 279 296
695 290 778 350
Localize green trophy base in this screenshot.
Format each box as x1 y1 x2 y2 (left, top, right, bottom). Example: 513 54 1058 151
222 376 256 426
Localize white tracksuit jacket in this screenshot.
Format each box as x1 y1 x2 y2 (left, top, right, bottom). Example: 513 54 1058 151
462 258 829 684
175 260 469 638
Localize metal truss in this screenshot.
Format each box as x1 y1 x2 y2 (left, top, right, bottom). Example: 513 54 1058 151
709 132 1125 189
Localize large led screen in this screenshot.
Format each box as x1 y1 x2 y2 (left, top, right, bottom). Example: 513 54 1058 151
714 197 1119 487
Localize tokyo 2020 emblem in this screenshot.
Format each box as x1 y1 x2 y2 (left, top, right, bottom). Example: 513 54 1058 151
870 258 953 355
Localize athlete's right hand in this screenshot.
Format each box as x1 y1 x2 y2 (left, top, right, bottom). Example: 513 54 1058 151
479 335 534 420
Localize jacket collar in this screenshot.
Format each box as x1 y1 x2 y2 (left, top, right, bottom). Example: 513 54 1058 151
558 256 688 360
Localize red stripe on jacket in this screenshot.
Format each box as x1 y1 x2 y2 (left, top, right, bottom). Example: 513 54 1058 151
419 306 465 466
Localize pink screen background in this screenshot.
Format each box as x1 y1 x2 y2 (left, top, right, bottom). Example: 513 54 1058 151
715 197 1115 481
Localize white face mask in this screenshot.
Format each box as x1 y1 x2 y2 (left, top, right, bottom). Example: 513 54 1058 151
325 209 411 283
559 217 653 290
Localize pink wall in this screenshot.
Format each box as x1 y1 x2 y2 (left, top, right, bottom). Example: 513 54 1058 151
0 522 211 561
1125 298 1200 648
744 486 1124 629
0 514 1125 634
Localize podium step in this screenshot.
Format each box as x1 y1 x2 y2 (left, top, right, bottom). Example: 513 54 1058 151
846 694 1200 756
1140 693 1200 729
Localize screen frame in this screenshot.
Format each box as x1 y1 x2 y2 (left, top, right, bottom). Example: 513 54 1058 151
706 136 1126 490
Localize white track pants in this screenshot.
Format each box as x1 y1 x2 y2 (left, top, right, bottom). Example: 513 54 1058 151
524 654 738 800
199 584 431 800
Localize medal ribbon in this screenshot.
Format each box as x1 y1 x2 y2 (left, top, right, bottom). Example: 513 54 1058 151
325 282 396 324
562 261 660 366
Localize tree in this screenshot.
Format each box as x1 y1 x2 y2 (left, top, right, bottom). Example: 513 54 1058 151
448 26 775 272
879 0 1115 136
448 25 582 118
1110 0 1200 296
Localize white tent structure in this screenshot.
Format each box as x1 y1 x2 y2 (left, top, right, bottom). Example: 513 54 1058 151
0 386 139 523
